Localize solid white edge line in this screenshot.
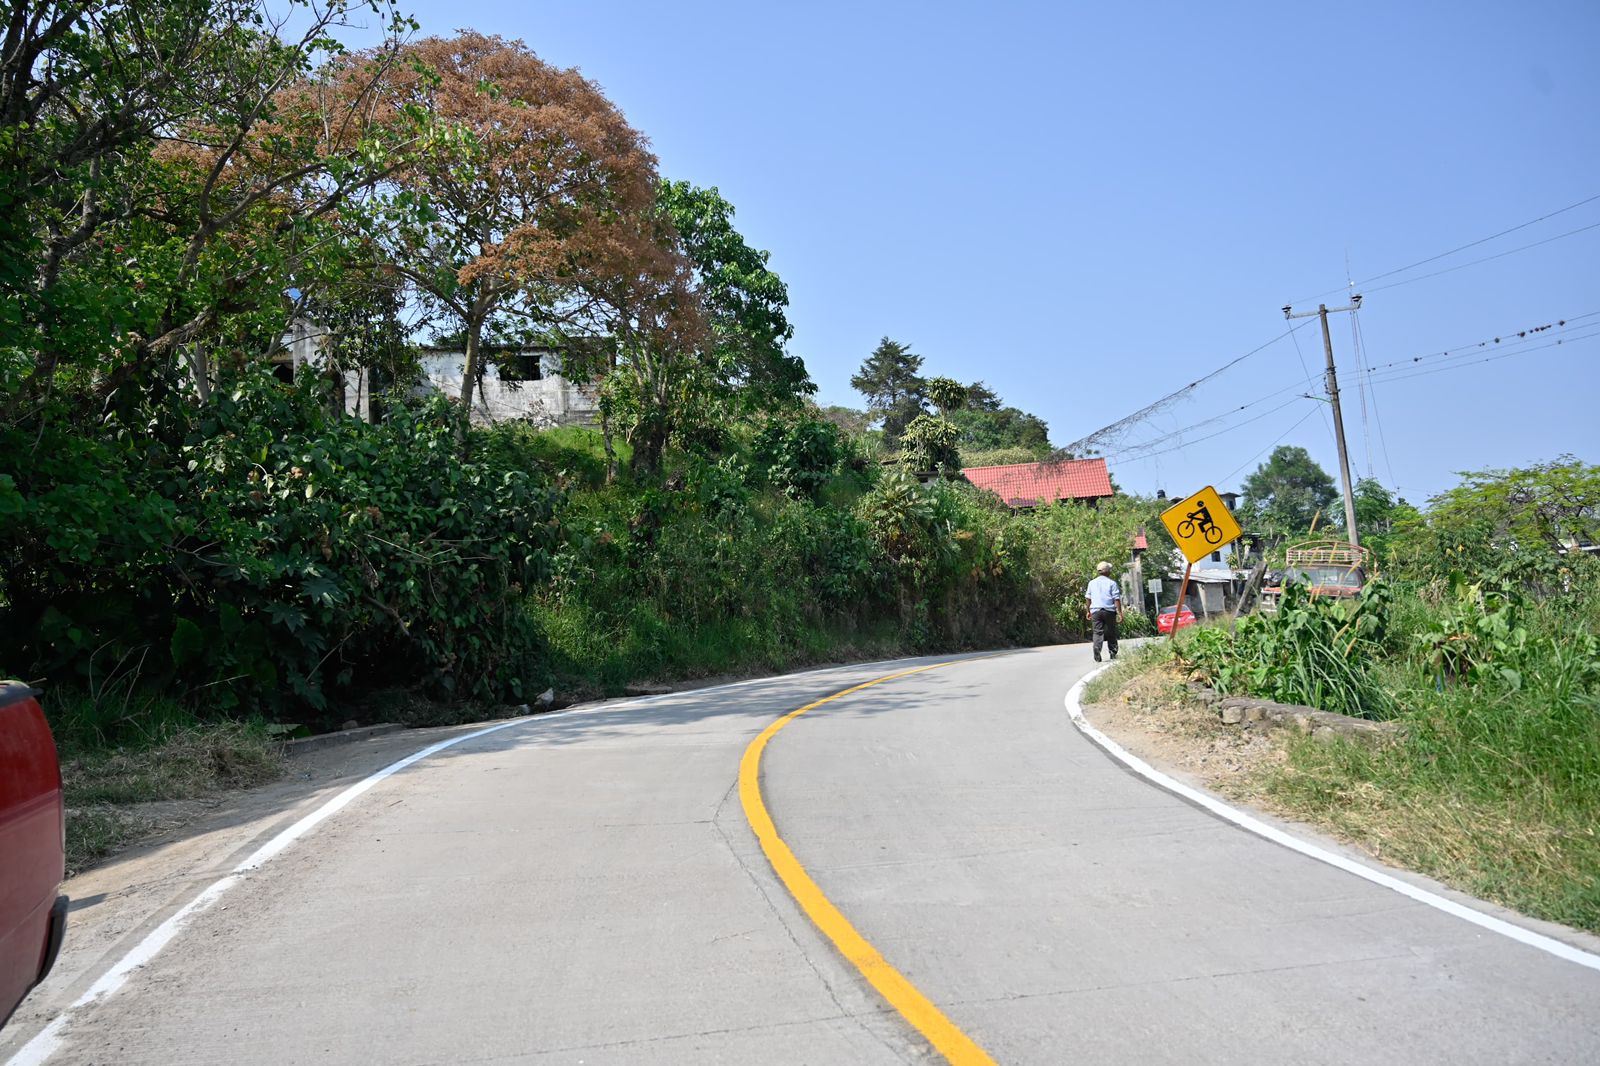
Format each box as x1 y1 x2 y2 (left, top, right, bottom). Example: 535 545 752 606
1065 663 1600 974
3 711 539 1066
5 653 984 1066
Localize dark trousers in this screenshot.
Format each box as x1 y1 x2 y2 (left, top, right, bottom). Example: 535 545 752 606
1092 609 1119 660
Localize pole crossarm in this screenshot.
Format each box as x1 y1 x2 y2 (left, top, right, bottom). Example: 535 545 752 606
1284 295 1363 319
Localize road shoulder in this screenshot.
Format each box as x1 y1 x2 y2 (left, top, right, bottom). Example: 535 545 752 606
1074 665 1600 961
0 720 498 1060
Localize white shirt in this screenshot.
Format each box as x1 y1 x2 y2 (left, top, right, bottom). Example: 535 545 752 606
1085 575 1122 612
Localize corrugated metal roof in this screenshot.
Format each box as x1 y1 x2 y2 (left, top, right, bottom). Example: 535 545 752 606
962 458 1114 506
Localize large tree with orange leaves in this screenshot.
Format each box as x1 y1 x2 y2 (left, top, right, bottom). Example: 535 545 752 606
357 32 685 441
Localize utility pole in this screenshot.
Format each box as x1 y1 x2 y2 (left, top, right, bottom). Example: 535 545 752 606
1283 295 1362 546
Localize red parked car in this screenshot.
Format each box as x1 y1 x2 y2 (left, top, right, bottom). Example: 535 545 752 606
0 683 68 1030
1156 605 1197 634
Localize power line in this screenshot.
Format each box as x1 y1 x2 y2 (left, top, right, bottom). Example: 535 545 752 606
1288 316 1335 445
1292 192 1600 304
1097 311 1592 462
1353 310 1396 487
1218 405 1322 487
1363 220 1600 295
1097 375 1320 460
1056 324 1309 458
1366 329 1600 386
1096 309 1597 467
1099 395 1311 463
1363 310 1600 375
1350 306 1373 478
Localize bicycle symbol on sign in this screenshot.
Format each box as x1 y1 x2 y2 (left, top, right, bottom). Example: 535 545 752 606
1176 501 1224 545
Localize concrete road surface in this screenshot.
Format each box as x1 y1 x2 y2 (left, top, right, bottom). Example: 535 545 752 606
6 646 1598 1064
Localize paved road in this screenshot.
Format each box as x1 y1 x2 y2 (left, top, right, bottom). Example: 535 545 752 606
10 646 1600 1064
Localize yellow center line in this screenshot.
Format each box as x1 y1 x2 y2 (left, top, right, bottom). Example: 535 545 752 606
738 659 1001 1066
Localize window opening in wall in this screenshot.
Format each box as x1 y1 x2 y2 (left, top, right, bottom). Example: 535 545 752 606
499 352 543 382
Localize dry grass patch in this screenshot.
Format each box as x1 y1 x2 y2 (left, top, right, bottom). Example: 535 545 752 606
61 723 286 873
1265 739 1600 932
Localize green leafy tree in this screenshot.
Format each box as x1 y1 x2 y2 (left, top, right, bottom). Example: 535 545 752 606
949 406 1050 455
1429 457 1599 551
299 267 420 414
898 415 962 476
815 404 873 438
1 0 424 420
850 337 924 444
942 381 1050 457
1389 457 1599 583
750 416 846 501
922 375 966 416
656 180 811 413
964 381 1003 412
1241 446 1339 536
1348 477 1418 565
896 375 965 475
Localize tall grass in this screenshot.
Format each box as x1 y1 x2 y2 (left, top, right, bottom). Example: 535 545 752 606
45 689 286 873
1268 574 1600 930
1177 580 1393 719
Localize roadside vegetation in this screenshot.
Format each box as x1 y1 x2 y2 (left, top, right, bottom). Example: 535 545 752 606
3 0 1593 928
0 3 1177 869
1089 458 1600 932
47 689 285 873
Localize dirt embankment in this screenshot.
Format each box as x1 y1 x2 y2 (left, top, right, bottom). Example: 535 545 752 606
1081 659 1288 805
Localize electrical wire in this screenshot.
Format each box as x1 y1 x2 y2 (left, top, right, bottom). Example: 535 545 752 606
1095 310 1596 466
1353 310 1397 487
1287 315 1336 445
1292 192 1600 304
1350 307 1373 478
1363 220 1600 295
1217 405 1323 487
1101 308 1593 499
1362 310 1600 376
1054 324 1309 458
1096 376 1321 460
1365 329 1600 386
1099 395 1311 463
1361 331 1577 382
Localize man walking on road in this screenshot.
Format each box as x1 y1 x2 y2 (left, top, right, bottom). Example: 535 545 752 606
1084 561 1124 662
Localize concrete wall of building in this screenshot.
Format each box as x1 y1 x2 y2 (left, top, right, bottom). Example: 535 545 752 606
417 350 598 427
274 320 599 428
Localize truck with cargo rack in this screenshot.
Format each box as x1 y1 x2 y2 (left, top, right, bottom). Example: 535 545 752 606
1259 540 1369 613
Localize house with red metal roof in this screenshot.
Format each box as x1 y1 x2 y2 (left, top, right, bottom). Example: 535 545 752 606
961 458 1114 510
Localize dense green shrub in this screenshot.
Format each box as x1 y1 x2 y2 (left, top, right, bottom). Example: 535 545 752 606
1178 580 1393 719
749 416 850 501
2 371 559 719
533 458 1056 692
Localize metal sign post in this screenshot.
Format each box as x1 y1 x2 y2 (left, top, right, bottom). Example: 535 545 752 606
1170 562 1193 641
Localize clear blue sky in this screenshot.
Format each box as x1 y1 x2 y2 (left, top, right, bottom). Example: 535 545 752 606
356 1 1599 503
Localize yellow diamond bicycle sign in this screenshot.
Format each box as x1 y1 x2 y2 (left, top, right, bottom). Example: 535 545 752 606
1159 485 1243 565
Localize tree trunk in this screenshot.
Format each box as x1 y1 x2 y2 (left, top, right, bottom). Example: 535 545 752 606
187 344 211 402
600 407 617 485
457 312 483 451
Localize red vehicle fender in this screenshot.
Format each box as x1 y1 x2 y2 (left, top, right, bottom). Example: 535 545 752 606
0 683 69 1030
